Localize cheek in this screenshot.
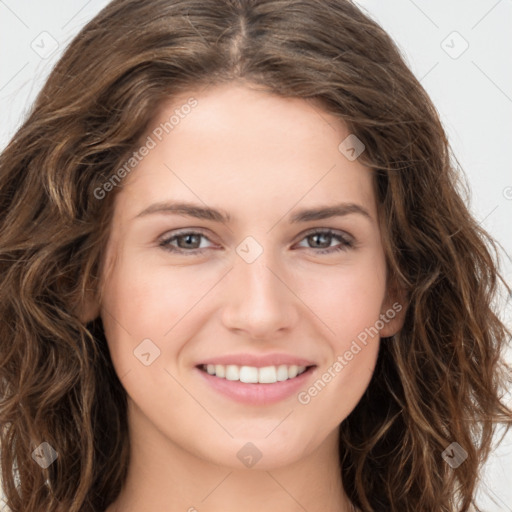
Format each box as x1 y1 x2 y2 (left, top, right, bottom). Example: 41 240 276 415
99 253 221 369
103 240 204 323
295 298 383 428
295 254 387 346
292 255 385 413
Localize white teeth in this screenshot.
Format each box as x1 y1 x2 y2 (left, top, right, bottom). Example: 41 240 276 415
288 365 298 379
258 366 277 384
225 365 239 381
276 365 289 381
239 366 259 383
201 363 309 383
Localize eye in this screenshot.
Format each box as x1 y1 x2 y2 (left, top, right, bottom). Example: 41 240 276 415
159 230 214 254
158 228 354 255
295 229 354 254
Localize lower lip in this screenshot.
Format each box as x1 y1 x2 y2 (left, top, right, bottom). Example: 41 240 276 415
195 366 317 405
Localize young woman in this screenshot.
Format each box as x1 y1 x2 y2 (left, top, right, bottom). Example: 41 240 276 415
0 1 510 511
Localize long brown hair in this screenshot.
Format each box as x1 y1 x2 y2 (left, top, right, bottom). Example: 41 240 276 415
0 1 510 510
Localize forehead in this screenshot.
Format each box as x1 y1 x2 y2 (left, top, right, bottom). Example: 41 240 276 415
116 83 376 220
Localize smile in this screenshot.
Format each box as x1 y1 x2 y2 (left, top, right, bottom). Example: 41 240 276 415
196 364 317 405
199 363 310 383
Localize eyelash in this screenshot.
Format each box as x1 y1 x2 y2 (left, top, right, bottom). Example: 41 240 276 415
158 229 354 255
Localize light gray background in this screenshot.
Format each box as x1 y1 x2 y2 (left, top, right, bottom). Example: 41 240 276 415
0 1 511 510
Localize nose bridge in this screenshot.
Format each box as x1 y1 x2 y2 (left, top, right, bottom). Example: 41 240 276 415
221 236 297 337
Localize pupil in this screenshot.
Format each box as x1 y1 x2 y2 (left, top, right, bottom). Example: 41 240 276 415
180 234 199 248
311 233 330 248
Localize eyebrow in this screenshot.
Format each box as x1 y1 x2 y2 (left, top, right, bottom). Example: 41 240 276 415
134 201 372 223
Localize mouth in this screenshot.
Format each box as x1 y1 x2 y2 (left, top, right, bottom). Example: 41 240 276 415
195 363 318 405
197 363 314 383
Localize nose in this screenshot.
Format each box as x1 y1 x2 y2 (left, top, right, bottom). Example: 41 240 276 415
220 247 299 340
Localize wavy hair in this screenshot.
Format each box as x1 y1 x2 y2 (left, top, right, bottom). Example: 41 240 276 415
0 0 510 510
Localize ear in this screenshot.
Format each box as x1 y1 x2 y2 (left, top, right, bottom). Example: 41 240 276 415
77 287 101 324
76 247 114 324
378 283 408 338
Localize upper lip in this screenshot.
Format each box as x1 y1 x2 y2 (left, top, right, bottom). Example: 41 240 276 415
196 353 317 368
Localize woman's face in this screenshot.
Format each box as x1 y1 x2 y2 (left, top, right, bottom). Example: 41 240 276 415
96 82 402 470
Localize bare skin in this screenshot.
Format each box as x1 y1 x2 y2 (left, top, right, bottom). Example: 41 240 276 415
90 81 404 512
